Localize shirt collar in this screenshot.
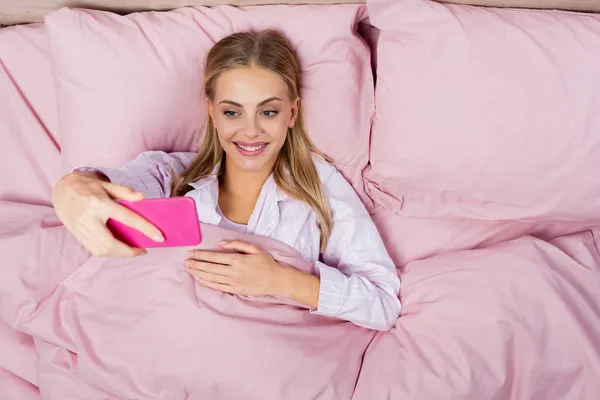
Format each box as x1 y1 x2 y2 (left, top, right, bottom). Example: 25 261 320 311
187 162 220 191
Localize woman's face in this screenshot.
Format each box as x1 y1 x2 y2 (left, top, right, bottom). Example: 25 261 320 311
207 65 299 175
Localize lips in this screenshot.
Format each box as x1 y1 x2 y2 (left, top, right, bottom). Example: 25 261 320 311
234 142 268 152
233 141 269 157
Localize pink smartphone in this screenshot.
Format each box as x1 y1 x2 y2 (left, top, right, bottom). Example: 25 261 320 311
106 197 202 248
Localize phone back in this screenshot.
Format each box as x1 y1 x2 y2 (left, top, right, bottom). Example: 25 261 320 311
107 197 202 248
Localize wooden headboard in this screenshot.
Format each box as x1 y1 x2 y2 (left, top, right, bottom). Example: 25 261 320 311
1 0 599 25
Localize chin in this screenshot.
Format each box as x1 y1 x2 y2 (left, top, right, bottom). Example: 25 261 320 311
226 143 281 173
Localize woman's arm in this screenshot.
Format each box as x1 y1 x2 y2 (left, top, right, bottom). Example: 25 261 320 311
278 268 320 309
297 169 401 331
310 216 401 331
74 151 196 198
52 151 196 257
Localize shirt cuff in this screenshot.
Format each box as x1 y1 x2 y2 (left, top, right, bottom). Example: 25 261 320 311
72 167 116 184
311 261 347 317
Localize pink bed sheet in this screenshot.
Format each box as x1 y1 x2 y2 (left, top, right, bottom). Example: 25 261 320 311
0 23 60 398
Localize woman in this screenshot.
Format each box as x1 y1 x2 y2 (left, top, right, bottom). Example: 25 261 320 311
52 30 401 331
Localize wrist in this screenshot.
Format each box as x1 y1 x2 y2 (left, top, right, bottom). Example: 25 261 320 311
271 264 296 297
74 170 110 183
273 265 320 309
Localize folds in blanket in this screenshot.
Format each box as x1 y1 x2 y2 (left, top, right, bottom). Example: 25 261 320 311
0 318 39 399
0 35 62 205
0 203 91 332
0 366 40 400
354 232 600 400
1 213 375 400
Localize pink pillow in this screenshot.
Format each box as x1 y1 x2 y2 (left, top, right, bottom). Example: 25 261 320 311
45 5 374 202
366 0 600 222
0 24 62 205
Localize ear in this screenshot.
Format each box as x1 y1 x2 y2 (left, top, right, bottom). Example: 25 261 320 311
288 97 300 128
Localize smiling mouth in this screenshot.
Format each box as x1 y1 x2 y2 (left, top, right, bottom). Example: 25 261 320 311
234 142 268 152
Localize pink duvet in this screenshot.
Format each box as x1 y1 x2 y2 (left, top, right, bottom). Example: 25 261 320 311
1 201 600 399
354 230 600 399
0 203 376 399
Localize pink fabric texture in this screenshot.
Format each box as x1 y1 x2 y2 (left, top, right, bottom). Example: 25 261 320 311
0 203 375 399
0 25 59 395
2 5 600 399
371 209 600 267
0 367 39 400
353 231 600 400
366 0 600 222
0 320 40 400
2 203 600 399
0 24 61 205
45 5 374 204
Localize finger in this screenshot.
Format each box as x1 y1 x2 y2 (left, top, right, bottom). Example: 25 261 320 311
185 259 234 276
67 226 102 256
82 223 146 258
107 239 147 258
191 273 239 295
187 268 232 285
188 250 237 265
102 182 145 202
104 202 164 243
71 220 115 255
81 214 147 257
218 240 261 255
91 226 145 258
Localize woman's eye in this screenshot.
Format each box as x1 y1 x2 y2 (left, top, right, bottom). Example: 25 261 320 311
223 110 238 117
261 110 278 117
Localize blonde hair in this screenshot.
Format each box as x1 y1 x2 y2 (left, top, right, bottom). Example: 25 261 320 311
172 30 333 252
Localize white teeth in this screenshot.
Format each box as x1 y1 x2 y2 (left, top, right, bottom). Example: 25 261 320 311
237 143 266 152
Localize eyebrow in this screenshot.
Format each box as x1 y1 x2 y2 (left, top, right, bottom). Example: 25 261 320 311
219 97 283 108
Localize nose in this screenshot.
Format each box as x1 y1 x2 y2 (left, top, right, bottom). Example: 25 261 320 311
243 115 262 139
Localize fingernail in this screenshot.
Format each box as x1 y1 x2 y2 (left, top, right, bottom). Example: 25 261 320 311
188 251 195 258
153 234 164 242
218 241 227 246
184 260 190 267
139 249 148 256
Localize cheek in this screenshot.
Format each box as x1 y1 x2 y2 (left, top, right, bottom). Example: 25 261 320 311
213 115 241 140
262 116 290 139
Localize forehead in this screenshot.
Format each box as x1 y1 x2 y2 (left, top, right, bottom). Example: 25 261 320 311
214 66 289 104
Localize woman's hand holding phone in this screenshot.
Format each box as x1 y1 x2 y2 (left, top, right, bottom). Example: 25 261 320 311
52 171 164 257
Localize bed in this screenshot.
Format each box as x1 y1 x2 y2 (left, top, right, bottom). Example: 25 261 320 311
1 0 600 399
2 0 600 25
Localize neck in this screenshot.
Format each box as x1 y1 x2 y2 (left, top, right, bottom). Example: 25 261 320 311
220 157 274 198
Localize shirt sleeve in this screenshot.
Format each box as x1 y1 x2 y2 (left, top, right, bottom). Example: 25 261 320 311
73 151 197 199
311 169 402 331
